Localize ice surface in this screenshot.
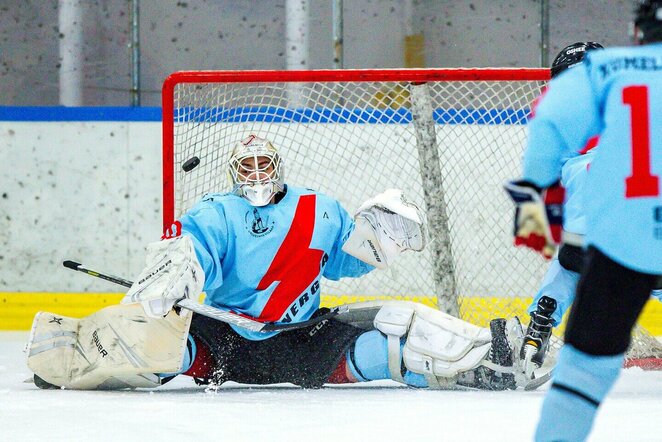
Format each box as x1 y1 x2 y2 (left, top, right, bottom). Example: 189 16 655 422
1 331 660 442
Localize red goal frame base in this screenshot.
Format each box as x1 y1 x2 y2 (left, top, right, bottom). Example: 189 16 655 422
624 357 662 371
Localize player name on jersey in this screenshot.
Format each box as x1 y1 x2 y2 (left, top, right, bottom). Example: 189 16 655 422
598 56 662 78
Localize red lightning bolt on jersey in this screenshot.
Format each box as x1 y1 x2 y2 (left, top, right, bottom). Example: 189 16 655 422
257 194 325 322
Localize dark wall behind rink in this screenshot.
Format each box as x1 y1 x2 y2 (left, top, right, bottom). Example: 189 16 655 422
0 0 632 106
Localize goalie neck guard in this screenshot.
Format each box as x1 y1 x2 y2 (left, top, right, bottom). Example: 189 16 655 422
228 135 285 206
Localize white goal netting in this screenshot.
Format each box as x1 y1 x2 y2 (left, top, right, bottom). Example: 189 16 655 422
162 69 661 364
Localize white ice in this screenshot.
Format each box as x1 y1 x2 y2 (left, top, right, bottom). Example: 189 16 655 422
1 331 660 442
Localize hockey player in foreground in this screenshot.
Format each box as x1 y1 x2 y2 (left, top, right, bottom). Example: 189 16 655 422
507 1 662 440
26 134 535 392
509 41 662 378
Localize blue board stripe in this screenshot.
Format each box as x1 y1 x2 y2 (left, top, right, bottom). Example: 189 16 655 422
0 107 162 122
0 106 531 124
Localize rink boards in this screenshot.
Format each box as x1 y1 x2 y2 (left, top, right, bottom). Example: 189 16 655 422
1 107 661 335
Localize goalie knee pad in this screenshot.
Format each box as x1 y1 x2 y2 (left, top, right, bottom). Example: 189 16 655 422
26 304 192 390
371 302 493 388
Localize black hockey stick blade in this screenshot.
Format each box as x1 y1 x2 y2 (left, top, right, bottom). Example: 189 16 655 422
62 260 81 270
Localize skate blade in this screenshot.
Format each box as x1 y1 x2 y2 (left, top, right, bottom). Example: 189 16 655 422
523 345 537 379
523 369 553 391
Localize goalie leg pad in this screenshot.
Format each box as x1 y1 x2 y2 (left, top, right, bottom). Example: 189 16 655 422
373 303 492 385
26 304 192 390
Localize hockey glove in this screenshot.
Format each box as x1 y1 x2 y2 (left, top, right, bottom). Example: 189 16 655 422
122 235 204 317
342 189 427 269
503 180 564 259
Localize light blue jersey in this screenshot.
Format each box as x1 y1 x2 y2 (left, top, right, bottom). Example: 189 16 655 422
167 185 373 340
524 43 662 274
528 132 662 323
561 148 594 235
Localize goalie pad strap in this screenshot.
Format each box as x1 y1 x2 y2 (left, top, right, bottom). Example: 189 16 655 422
480 359 517 374
373 304 414 383
387 334 406 384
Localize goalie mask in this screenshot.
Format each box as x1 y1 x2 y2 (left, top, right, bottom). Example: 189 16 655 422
228 135 284 206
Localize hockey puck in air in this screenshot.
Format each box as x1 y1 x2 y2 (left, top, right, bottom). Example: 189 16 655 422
182 156 200 172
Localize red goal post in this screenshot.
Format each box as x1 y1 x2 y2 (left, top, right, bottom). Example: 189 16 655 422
161 67 662 368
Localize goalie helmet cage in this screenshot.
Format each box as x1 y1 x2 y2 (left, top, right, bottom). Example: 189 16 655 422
162 68 662 366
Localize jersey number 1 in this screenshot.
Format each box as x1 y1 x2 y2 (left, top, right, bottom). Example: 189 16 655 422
623 85 659 198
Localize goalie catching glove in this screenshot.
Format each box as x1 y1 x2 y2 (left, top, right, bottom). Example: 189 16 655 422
342 189 427 269
122 235 204 317
503 180 565 259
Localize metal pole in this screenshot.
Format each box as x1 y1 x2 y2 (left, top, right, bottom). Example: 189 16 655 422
130 0 141 106
332 0 343 69
410 82 459 317
58 0 84 106
286 0 309 70
540 0 550 67
286 0 309 107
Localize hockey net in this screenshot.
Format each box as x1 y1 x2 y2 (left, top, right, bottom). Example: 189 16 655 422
162 68 662 367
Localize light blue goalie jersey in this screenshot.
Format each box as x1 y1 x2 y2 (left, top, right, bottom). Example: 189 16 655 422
523 43 662 274
167 185 374 340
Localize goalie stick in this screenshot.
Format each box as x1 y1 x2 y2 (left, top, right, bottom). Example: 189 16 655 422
62 260 346 332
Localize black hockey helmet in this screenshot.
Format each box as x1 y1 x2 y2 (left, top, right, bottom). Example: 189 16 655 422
550 42 604 78
633 0 662 43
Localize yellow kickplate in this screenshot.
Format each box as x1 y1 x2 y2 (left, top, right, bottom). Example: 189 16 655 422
0 293 124 330
1 292 660 336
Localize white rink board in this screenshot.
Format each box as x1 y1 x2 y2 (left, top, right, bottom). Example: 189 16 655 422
2 121 545 298
0 121 163 292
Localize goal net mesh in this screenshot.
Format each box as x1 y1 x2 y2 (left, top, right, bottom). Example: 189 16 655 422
163 69 661 364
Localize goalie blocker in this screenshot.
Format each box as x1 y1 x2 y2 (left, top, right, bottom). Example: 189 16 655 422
26 299 535 391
